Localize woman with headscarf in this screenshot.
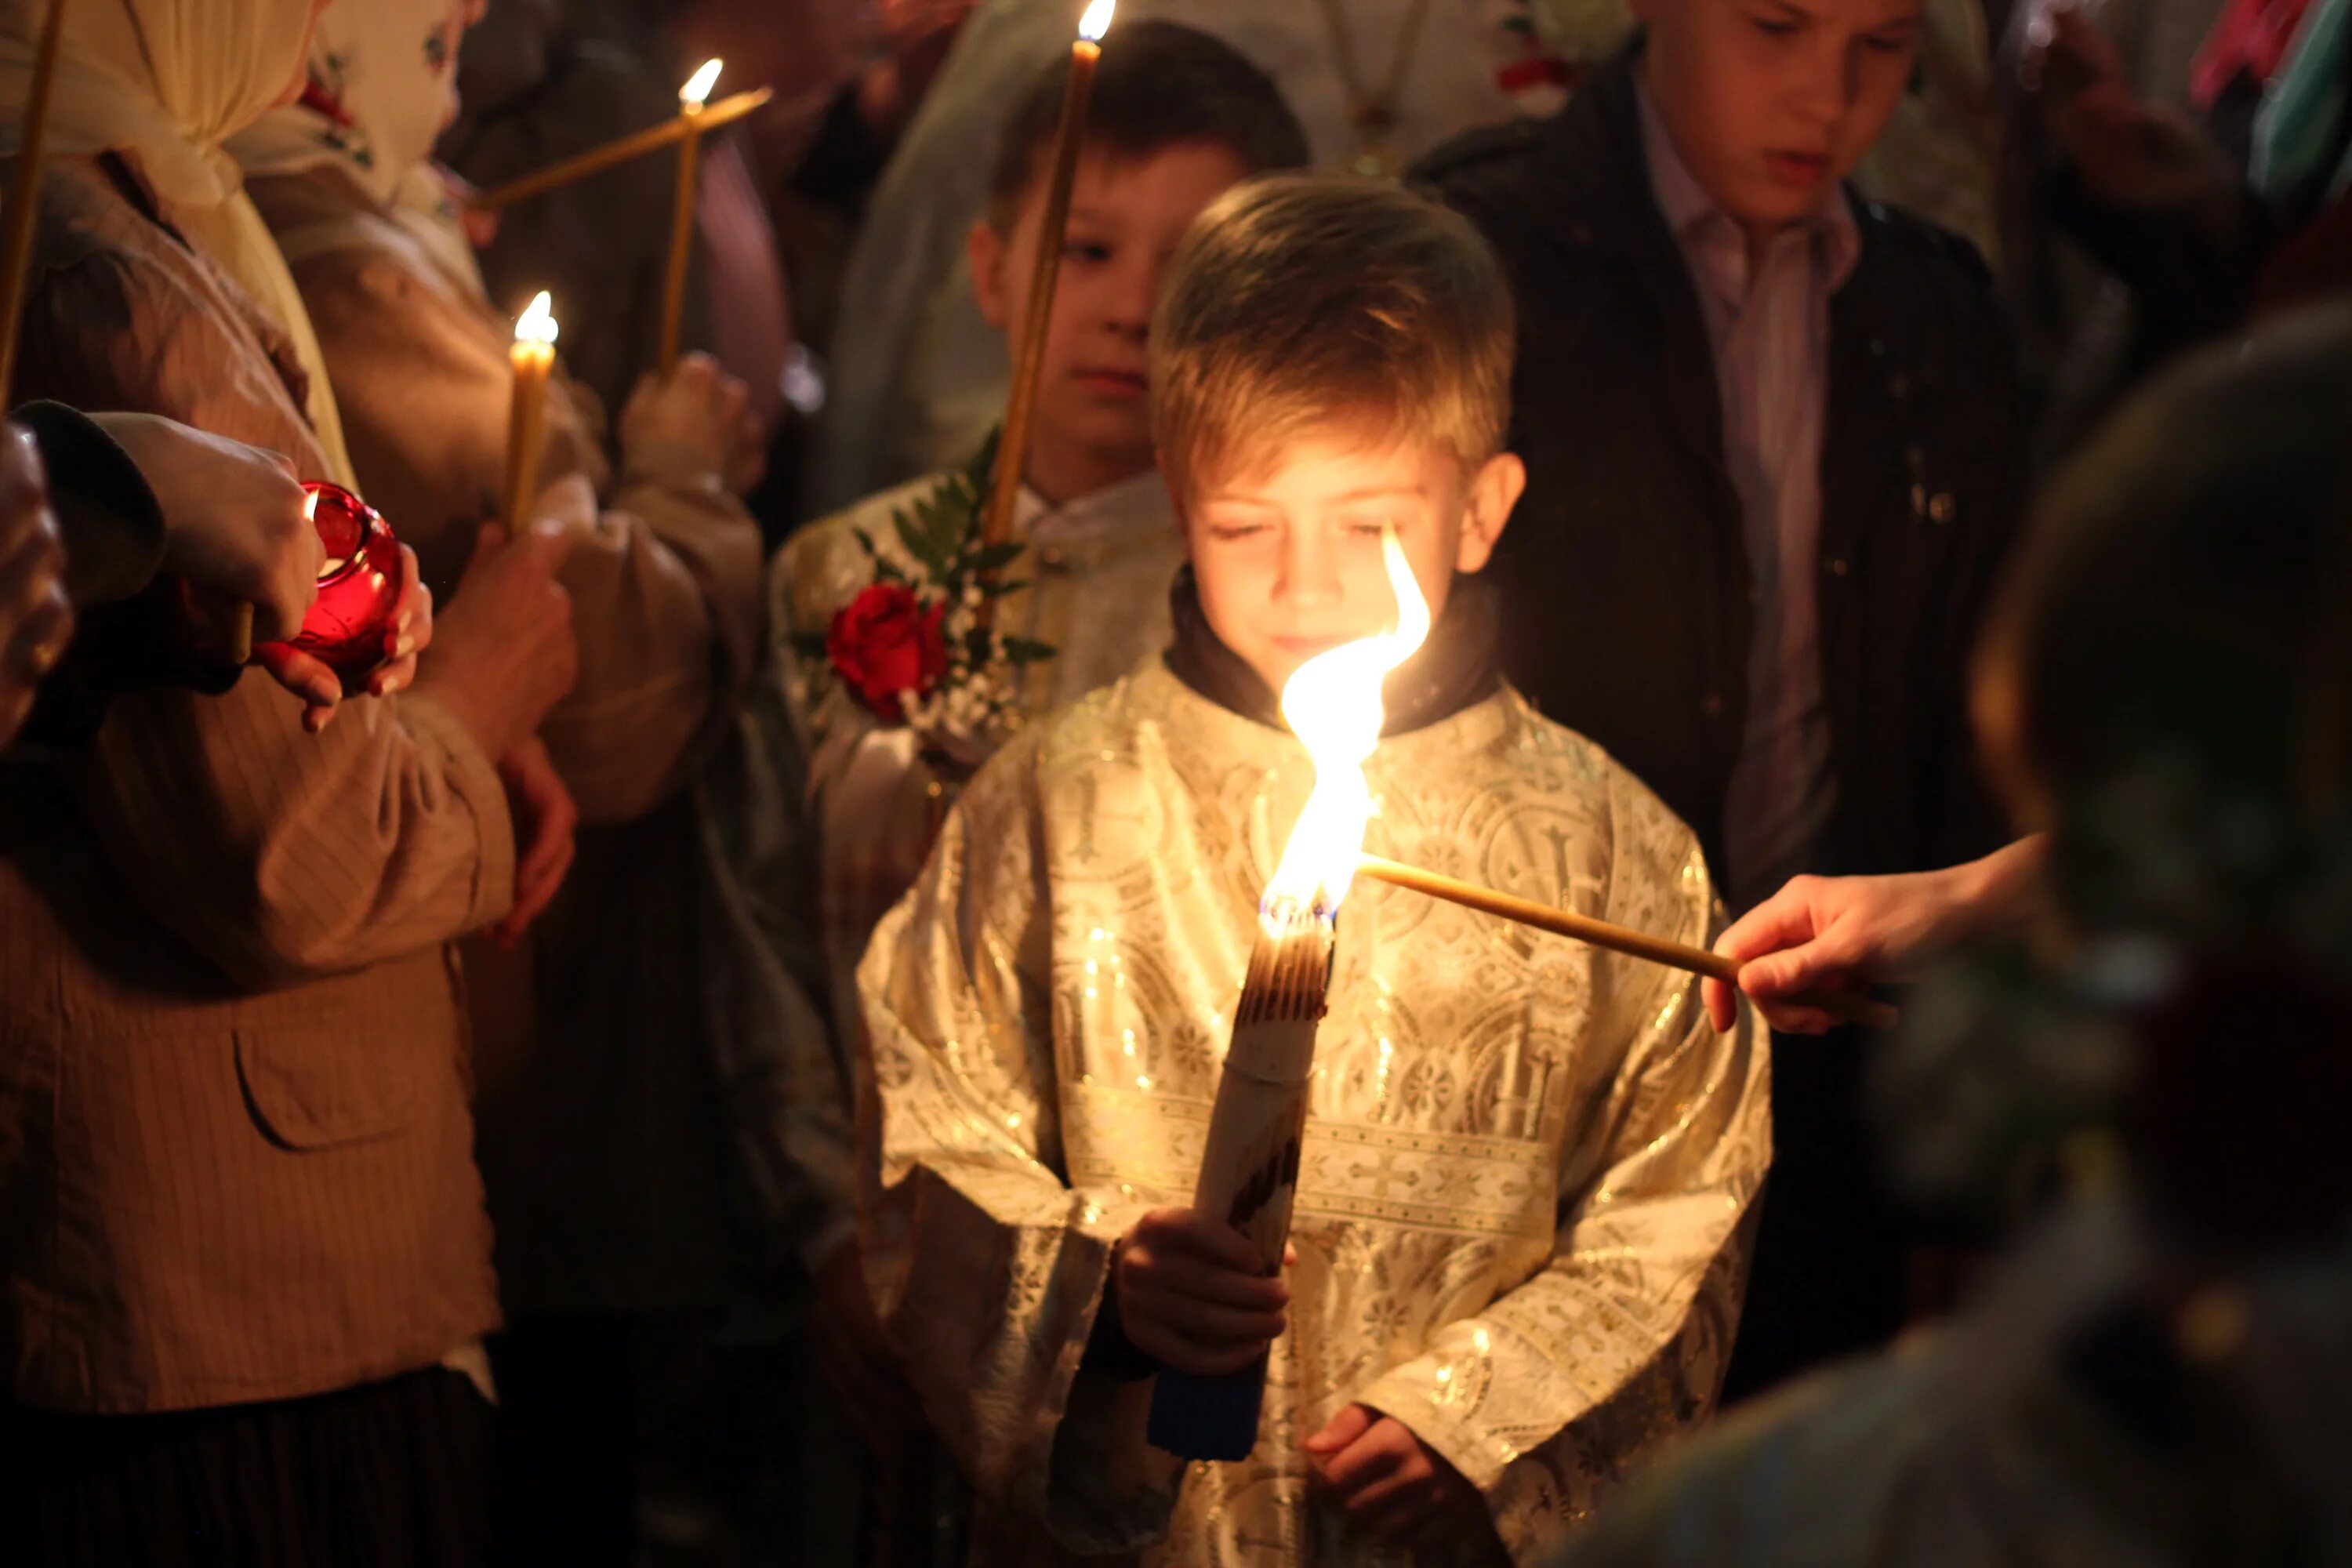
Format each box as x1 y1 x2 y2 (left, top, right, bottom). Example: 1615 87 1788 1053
230 6 775 1559
230 0 762 736
0 2 586 1562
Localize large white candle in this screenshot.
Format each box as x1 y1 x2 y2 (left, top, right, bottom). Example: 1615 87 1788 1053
1148 528 1432 1461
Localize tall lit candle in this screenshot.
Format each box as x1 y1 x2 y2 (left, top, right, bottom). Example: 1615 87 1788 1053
977 0 1116 555
504 291 558 529
659 58 722 377
1352 854 1900 1029
0 0 71 395
1148 528 1432 1461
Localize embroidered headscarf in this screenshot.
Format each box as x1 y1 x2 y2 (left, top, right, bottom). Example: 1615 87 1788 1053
230 0 488 302
0 0 358 484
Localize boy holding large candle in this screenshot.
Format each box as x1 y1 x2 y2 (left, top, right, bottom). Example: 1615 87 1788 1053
858 176 1770 1566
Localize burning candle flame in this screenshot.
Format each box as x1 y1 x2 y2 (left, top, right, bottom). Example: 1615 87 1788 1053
1079 0 1115 43
515 289 558 346
681 58 722 109
1260 527 1432 929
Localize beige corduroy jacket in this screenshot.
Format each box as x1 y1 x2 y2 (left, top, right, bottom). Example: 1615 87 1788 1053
0 154 510 1414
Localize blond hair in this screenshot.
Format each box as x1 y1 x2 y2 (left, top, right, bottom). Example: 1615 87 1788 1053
1150 174 1515 505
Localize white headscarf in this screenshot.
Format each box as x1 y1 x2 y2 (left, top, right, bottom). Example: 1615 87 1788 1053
230 0 488 303
0 0 356 484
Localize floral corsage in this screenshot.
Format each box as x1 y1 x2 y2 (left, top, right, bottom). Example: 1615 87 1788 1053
794 437 1055 761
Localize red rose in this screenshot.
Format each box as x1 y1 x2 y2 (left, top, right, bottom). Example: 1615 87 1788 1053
827 583 949 722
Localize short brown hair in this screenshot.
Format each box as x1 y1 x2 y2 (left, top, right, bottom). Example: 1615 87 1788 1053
985 22 1308 232
1150 174 1515 504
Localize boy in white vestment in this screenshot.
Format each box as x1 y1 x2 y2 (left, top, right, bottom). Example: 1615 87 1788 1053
859 175 1773 1566
775 21 1309 1023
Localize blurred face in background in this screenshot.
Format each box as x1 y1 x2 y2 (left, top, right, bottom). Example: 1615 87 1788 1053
1634 0 1922 248
967 140 1250 503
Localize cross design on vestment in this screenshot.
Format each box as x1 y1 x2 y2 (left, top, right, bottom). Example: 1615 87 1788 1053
1347 1150 1421 1203
1494 1058 1555 1142
1542 822 1578 895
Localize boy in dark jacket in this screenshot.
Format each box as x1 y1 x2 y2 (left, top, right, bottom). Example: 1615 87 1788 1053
1417 0 2025 1397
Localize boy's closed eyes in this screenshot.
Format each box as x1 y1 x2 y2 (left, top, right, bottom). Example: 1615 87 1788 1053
1182 427 1523 695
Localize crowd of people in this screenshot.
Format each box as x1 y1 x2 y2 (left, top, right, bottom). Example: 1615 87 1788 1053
0 0 2345 1565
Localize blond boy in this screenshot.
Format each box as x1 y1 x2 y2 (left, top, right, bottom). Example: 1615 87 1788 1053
859 176 1770 1566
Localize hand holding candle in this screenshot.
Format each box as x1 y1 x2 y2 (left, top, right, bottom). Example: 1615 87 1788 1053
504 291 558 529
1111 1209 1293 1377
1352 855 1901 1030
659 59 723 376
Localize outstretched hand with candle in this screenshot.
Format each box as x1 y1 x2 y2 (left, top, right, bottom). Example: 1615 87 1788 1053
1112 1207 1290 1377
1305 1404 1501 1557
1705 839 2048 1033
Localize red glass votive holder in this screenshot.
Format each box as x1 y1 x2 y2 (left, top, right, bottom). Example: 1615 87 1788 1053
262 481 406 695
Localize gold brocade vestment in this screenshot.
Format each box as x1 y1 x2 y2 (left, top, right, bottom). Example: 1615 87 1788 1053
858 661 1773 1566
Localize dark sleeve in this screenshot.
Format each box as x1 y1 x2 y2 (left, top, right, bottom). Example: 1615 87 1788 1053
13 398 165 609
12 401 238 746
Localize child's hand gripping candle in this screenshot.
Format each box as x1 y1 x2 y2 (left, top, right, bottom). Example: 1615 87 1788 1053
1147 527 1431 1461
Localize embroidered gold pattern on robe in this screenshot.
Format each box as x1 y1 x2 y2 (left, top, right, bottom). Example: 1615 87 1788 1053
860 661 1772 1566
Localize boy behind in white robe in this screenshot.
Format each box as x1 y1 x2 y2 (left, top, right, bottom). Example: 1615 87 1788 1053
774 20 1310 1027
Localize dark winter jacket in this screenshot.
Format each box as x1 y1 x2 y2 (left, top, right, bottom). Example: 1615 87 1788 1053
1417 49 2026 889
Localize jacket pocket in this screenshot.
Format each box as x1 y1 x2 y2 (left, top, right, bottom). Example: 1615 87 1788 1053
235 1025 424 1151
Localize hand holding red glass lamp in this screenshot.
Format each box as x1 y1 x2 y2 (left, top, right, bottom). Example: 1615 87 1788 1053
254 481 408 695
